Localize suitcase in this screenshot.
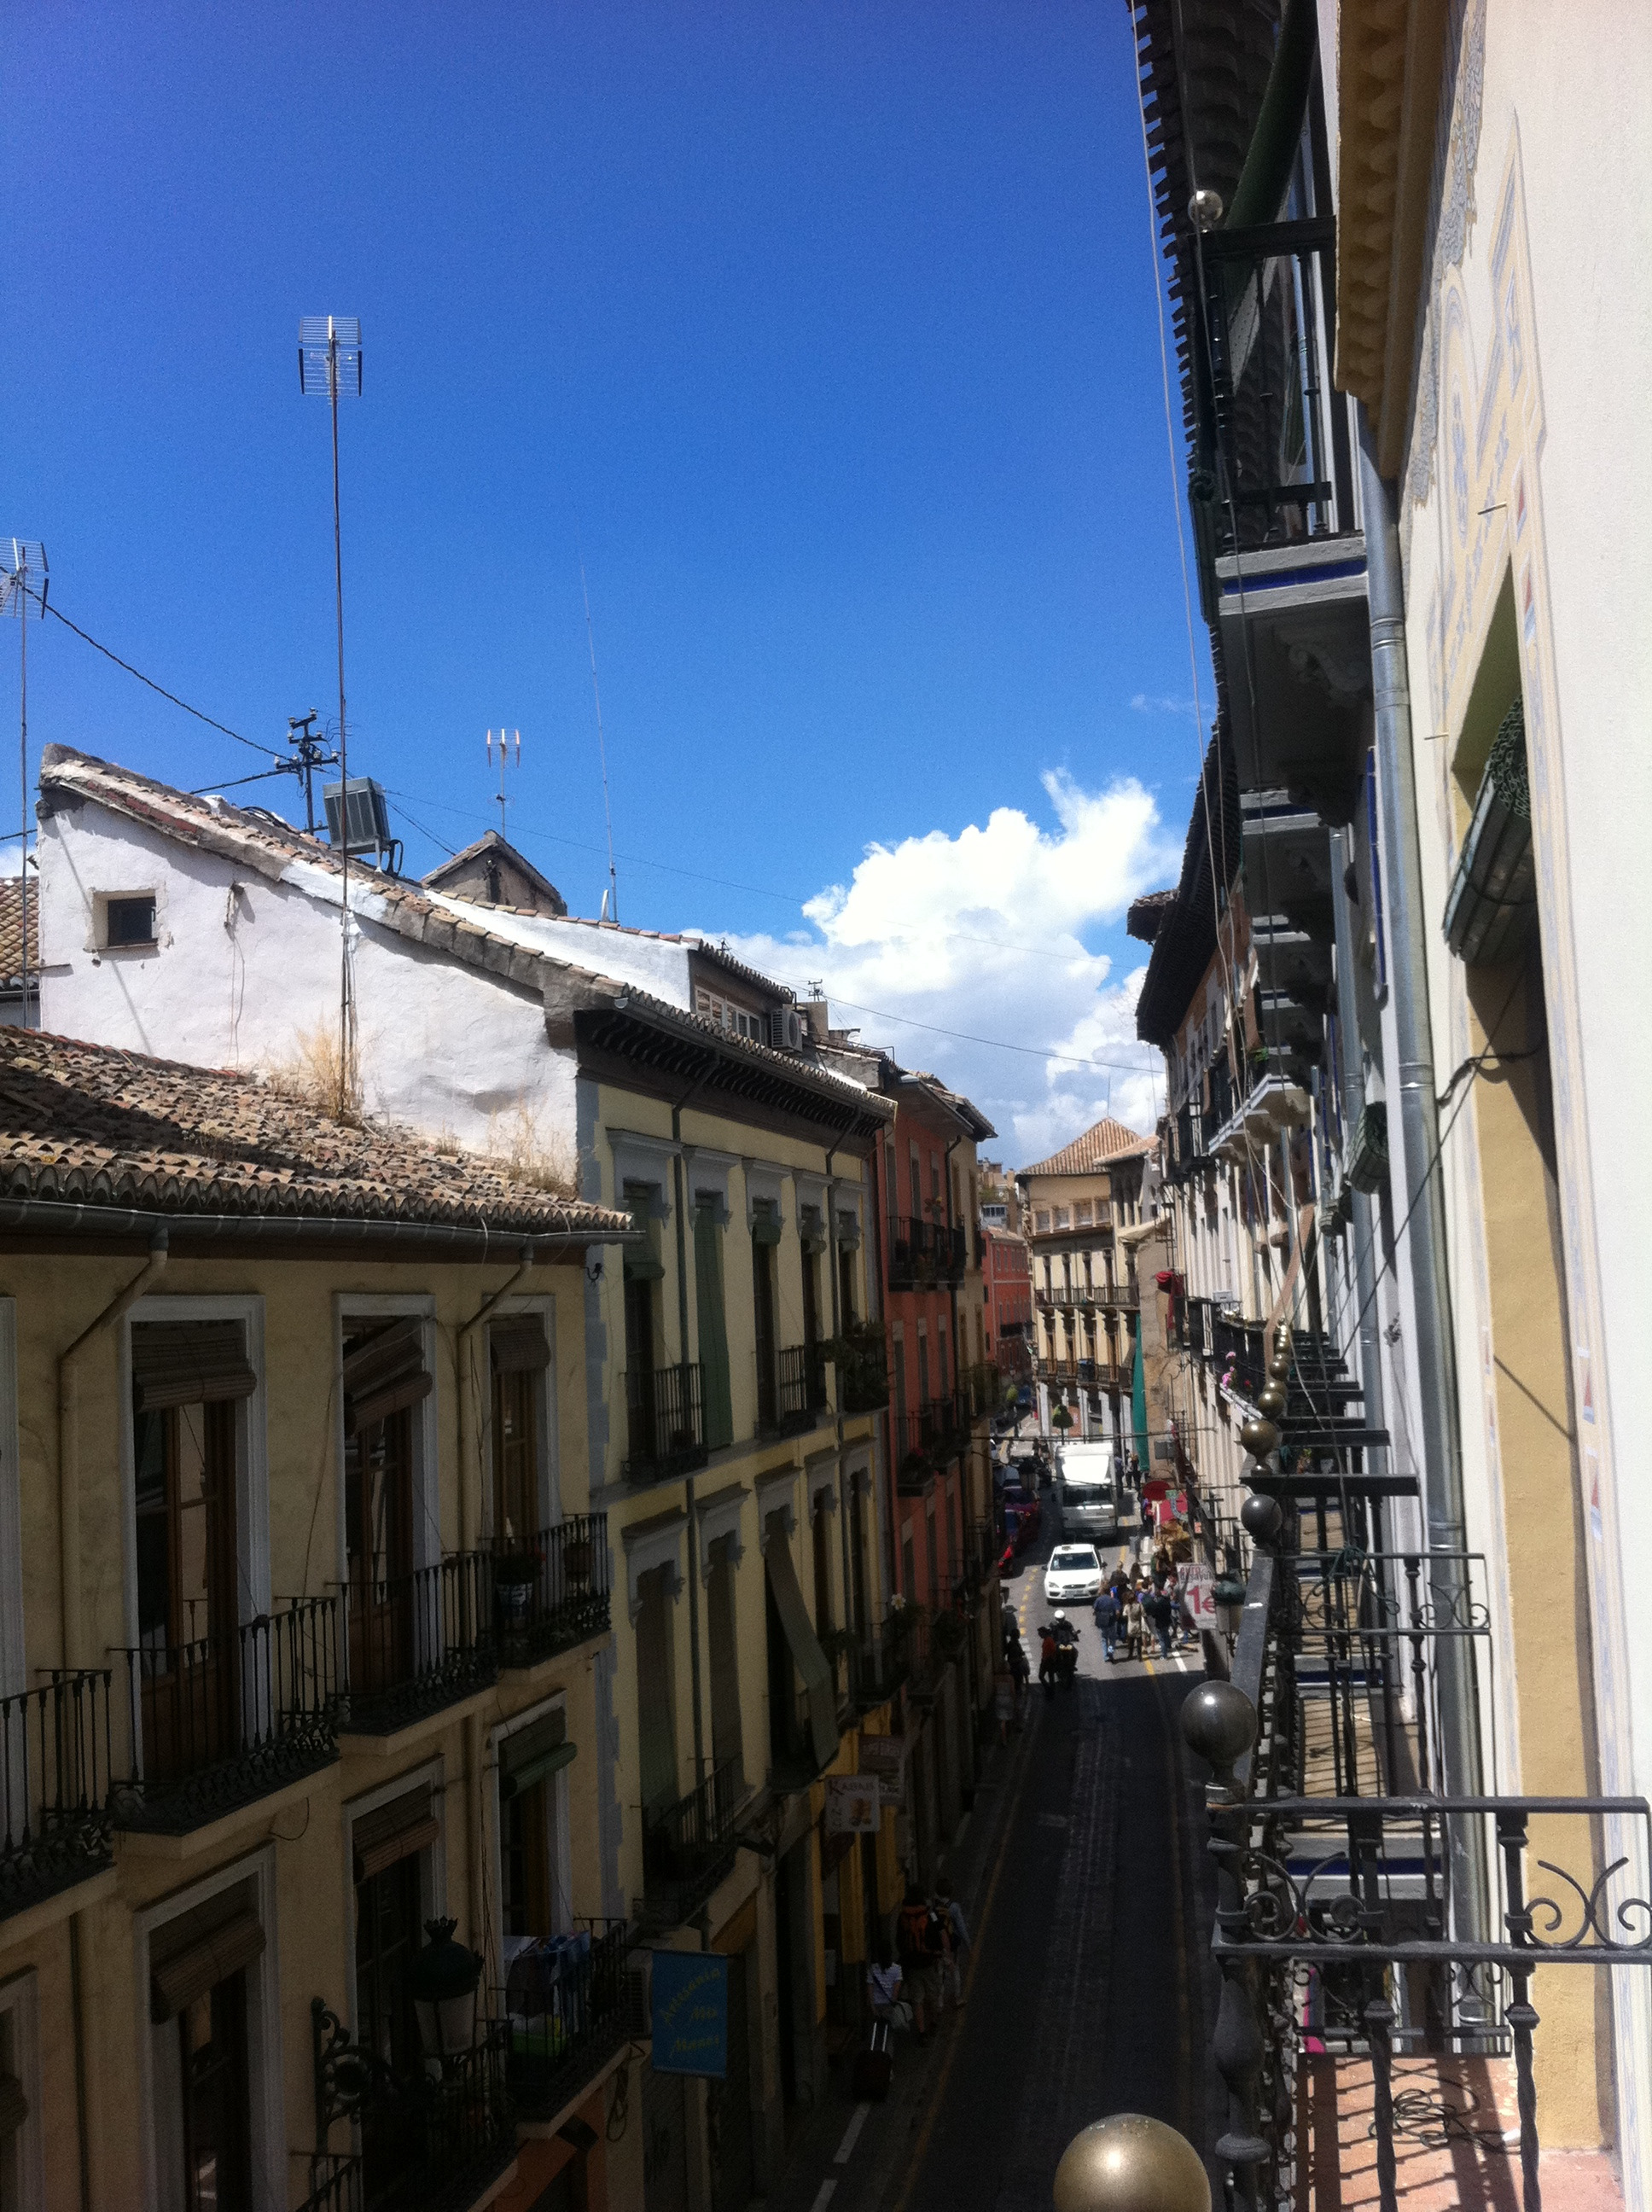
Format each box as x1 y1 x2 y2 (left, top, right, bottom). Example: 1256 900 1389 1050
852 2017 893 2102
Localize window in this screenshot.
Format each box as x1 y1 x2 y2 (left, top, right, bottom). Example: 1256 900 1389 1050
707 1537 743 1780
1054 1206 1070 1230
1075 1201 1092 1226
695 1196 735 1451
811 1495 833 1638
752 1204 780 1431
489 1318 548 1546
694 986 765 1042
0 1972 43 2212
635 1565 679 1813
1034 1210 1050 1234
103 893 157 947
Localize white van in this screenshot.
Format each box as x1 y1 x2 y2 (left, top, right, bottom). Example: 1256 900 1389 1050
1055 1440 1119 1541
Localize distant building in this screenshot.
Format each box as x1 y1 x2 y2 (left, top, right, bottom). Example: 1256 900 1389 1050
422 827 567 915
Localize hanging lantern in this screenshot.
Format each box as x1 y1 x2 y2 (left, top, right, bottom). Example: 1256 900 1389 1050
1239 1415 1280 1458
407 1918 483 2064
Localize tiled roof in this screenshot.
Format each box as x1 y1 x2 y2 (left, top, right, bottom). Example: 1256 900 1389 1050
0 877 38 986
0 1028 632 1242
1019 1117 1155 1177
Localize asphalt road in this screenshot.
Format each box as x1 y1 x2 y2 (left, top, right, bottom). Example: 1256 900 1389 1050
886 1502 1220 2212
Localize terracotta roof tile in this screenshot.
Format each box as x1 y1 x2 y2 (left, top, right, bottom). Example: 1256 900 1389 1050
1019 1116 1155 1177
0 1028 631 1241
0 878 38 986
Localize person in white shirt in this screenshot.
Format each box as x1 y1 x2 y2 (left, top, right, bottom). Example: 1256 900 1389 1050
867 1943 904 2024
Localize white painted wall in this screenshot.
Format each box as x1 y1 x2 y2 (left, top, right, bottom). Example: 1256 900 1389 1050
38 797 579 1151
421 894 698 1009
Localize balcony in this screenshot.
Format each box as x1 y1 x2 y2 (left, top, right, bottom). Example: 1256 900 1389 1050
959 1360 1001 1422
498 1918 632 2124
1 1670 113 1921
834 1324 889 1414
623 1360 707 1482
887 1214 966 1289
893 1397 968 1492
848 1610 915 1708
311 2003 514 2212
340 1560 495 1738
760 1343 828 1438
641 1758 743 1927
1195 219 1369 819
1096 1279 1138 1311
492 1516 611 1671
112 1597 340 1833
1186 1516 1652 2212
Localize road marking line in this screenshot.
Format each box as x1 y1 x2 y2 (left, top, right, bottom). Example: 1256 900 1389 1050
809 2185 837 2212
1175 1653 1190 1672
834 2104 871 2164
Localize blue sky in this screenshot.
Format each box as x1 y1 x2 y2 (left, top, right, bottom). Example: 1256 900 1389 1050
5 2 1211 1157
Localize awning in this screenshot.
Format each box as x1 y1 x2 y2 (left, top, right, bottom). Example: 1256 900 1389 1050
752 1204 783 1249
1346 1103 1389 1196
343 1318 432 1435
798 1208 829 1256
352 1783 440 1883
1443 699 1535 965
491 1318 550 1373
764 1534 839 1774
834 1211 861 1251
131 1321 257 1412
150 1908 265 2022
499 1712 578 1801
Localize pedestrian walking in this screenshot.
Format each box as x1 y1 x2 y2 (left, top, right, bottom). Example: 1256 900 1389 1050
935 1880 971 2009
1123 1589 1145 1661
867 1941 904 2026
1093 1581 1123 1662
897 1883 945 2044
1038 1625 1060 1696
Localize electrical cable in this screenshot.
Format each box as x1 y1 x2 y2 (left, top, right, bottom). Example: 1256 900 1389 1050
19 583 282 761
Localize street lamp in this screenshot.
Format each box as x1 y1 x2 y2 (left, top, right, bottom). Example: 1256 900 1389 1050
407 1917 484 2065
1054 2114 1211 2212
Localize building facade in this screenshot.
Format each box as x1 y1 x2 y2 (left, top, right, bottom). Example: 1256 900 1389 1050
0 1028 634 2212
1017 1118 1154 1456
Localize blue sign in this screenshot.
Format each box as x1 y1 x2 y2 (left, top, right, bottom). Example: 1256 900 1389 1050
649 1948 729 2079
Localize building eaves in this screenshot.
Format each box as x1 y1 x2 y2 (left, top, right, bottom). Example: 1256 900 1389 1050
0 1029 634 1244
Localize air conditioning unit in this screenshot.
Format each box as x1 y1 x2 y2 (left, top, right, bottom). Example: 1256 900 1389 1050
771 1008 806 1052
323 777 392 859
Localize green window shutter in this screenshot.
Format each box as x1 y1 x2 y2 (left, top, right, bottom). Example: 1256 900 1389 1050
1443 699 1537 965
695 1202 735 1452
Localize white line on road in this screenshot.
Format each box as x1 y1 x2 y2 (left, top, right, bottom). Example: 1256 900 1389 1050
1175 1653 1190 1672
834 2104 871 2164
809 2184 838 2212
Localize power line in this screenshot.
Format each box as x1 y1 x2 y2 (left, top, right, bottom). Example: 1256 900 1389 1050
769 979 1159 1076
26 587 282 760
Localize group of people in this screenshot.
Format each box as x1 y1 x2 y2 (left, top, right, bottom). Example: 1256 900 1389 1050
866 1880 972 2047
1091 1565 1189 1662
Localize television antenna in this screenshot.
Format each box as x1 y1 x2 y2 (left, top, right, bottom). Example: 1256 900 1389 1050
577 547 620 926
486 727 521 836
1 539 47 1029
286 710 338 834
298 315 363 1107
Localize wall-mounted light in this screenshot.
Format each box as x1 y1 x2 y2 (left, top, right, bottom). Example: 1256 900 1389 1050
585 1254 605 1285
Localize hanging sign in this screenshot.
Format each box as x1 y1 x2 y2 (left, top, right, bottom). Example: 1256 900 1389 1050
1184 1563 1216 1626
824 1775 881 1835
650 1948 729 2078
858 1734 902 1777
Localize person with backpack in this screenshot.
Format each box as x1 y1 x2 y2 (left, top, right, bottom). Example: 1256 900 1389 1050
1093 1580 1123 1662
1143 1580 1175 1659
897 1882 945 2044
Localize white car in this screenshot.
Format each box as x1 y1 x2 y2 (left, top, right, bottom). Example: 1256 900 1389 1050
1044 1544 1103 1604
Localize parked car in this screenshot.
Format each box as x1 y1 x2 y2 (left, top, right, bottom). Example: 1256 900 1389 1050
1043 1544 1103 1604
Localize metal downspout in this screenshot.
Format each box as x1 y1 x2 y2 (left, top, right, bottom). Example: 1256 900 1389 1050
1329 824 1387 1465
672 1086 707 1783
1358 412 1488 1946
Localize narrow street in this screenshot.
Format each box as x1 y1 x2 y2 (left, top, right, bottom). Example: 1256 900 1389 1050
768 1497 1221 2212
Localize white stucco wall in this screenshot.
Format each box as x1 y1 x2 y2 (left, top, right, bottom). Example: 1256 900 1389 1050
420 895 698 1009
1388 5 1652 2196
38 798 578 1152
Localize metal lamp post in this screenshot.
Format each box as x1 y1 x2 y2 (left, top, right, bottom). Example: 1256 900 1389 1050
407 1917 484 2068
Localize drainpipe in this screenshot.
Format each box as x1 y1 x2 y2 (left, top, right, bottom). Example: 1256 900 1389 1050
672 1079 709 1783
1329 824 1387 1465
1358 412 1488 1941
456 1240 538 1970
56 1230 169 1672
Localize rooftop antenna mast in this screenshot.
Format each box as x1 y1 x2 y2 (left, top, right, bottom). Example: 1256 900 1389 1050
1 539 47 1030
298 315 363 1107
577 547 620 925
486 727 521 836
285 710 337 834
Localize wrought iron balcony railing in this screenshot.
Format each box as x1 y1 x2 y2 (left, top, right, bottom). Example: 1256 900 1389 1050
1183 1515 1652 2212
312 2000 514 2212
623 1359 707 1481
1 1670 113 1921
497 1918 632 2123
297 2154 363 2212
341 1557 495 1736
760 1342 828 1436
112 1596 340 1832
641 1757 743 1927
490 1515 611 1669
835 1326 889 1414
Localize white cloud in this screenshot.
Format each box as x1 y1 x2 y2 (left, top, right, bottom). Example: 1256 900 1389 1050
1130 691 1198 717
723 771 1175 1167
